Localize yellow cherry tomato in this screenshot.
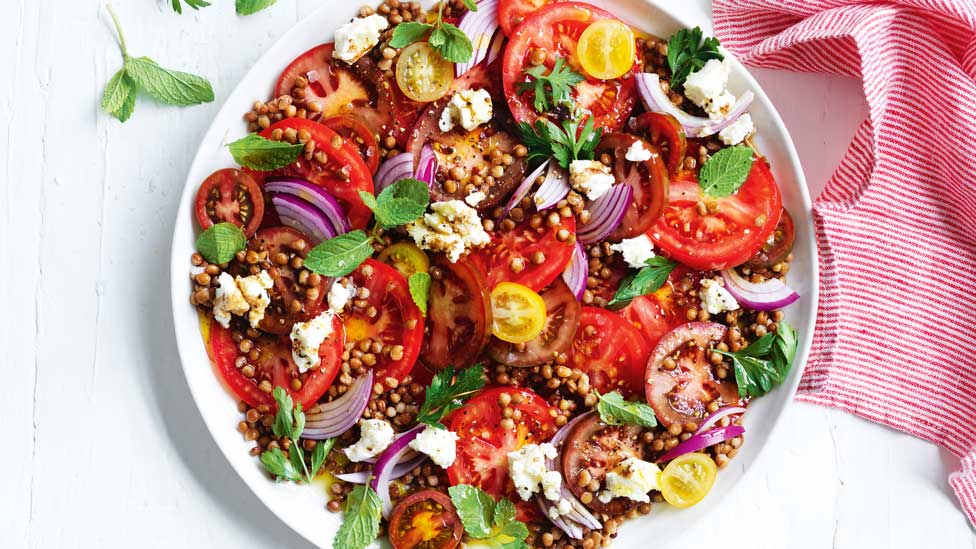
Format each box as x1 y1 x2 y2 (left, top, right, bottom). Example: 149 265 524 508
395 42 455 102
659 453 718 508
576 19 637 80
490 282 547 344
377 242 430 278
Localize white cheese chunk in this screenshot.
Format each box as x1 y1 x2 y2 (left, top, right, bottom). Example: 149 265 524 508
568 160 615 201
465 189 487 207
212 272 249 329
343 419 395 462
290 310 335 373
718 113 755 146
624 140 653 162
408 425 460 468
237 271 274 329
327 278 357 314
598 457 661 504
507 443 562 501
610 234 656 269
333 14 389 64
407 200 490 263
439 88 493 132
684 58 731 110
546 498 573 520
699 278 740 315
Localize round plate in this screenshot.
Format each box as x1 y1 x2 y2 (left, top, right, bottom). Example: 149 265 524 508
168 1 819 547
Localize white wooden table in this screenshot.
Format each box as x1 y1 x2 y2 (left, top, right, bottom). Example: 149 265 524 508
2 1 973 547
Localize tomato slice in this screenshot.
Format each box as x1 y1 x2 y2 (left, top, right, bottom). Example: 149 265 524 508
490 282 547 344
596 133 669 241
343 259 425 382
633 112 687 176
396 42 455 103
645 322 742 428
619 265 699 349
447 387 557 521
498 0 563 35
659 453 717 508
389 490 463 549
320 114 381 174
502 2 637 131
561 412 643 515
567 307 650 396
194 168 265 237
208 314 343 409
649 160 782 271
273 43 395 138
470 215 576 292
576 19 636 80
260 119 374 230
488 279 580 367
378 242 431 279
421 257 492 371
745 208 795 269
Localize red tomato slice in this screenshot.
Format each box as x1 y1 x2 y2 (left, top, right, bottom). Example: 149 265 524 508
502 2 637 131
389 490 463 549
596 132 669 241
567 307 650 396
249 226 329 335
421 257 493 371
498 0 564 35
207 314 343 409
321 114 381 174
259 119 374 230
469 215 576 292
343 259 425 382
194 168 266 237
649 159 782 271
447 387 557 521
633 112 687 176
619 265 699 349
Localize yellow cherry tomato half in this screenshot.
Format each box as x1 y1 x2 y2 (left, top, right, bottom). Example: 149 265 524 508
659 453 718 508
395 42 455 102
576 19 637 80
377 242 430 278
490 282 547 344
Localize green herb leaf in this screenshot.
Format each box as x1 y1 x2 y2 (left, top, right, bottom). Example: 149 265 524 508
596 391 658 428
171 0 212 14
334 485 382 549
491 498 530 549
516 115 602 170
111 74 138 123
227 134 305 171
430 23 474 63
358 190 379 213
415 366 486 427
666 26 723 89
608 256 677 309
289 441 309 481
772 320 797 379
448 485 530 549
389 21 433 48
409 272 431 316
236 0 277 15
462 0 479 11
717 320 799 398
516 58 585 114
195 222 246 265
102 68 132 116
372 178 430 228
271 386 306 441
699 145 755 198
309 439 334 481
305 230 374 277
125 56 214 106
260 447 302 482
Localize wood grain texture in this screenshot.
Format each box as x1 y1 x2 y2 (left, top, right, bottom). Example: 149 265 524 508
0 0 971 547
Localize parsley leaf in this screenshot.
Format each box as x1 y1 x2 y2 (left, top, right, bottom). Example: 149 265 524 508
171 0 211 14
334 485 382 549
596 391 658 428
516 115 602 170
236 0 278 15
271 386 305 441
389 22 433 48
716 320 799 397
608 256 677 309
227 134 305 171
415 366 486 428
666 26 724 89
409 272 431 316
699 145 755 198
362 178 430 229
516 58 585 113
304 230 375 277
309 438 335 480
260 447 302 482
449 485 530 549
195 222 246 265
462 0 479 11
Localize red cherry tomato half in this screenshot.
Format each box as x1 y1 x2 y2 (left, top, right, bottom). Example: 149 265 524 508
389 490 463 549
194 168 266 237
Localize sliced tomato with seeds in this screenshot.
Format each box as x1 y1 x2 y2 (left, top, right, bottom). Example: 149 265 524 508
619 265 699 349
502 2 637 131
470 215 576 292
745 208 795 269
586 248 629 306
498 0 563 35
389 490 463 549
488 278 580 367
596 133 669 241
321 114 381 173
260 119 374 230
562 412 643 515
194 168 266 237
421 257 492 371
567 307 650 396
633 112 687 175
344 259 425 382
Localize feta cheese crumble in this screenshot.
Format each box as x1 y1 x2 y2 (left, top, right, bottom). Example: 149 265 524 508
344 419 395 462
699 278 740 315
507 443 562 501
333 14 389 64
624 140 653 162
597 457 661 504
610 234 656 269
465 189 486 207
439 89 493 132
569 160 615 201
718 113 755 146
409 425 460 468
547 498 573 520
212 271 273 329
237 271 274 328
683 58 732 119
290 310 335 373
327 279 357 314
407 200 490 263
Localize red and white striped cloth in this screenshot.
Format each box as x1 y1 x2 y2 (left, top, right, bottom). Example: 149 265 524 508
713 0 976 527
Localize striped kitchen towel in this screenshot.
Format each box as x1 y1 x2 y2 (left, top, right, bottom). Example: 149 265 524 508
712 0 976 527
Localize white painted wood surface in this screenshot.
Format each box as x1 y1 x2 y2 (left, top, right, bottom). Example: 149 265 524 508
1 1 972 547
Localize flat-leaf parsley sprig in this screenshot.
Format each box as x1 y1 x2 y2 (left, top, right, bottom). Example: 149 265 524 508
714 321 798 398
517 114 602 170
666 26 723 90
260 387 334 484
414 365 487 429
388 1 476 63
517 58 585 113
608 256 677 309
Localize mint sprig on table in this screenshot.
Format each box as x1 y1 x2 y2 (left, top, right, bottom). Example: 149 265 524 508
171 0 279 15
260 387 334 483
388 2 476 63
699 145 755 198
608 256 677 309
171 0 211 14
448 485 530 549
102 4 214 123
715 321 798 398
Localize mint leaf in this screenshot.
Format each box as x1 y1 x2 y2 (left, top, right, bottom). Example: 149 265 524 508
448 484 496 538
102 68 132 116
236 0 277 15
374 178 430 228
260 447 302 482
227 134 305 171
390 21 433 48
111 74 137 122
492 498 529 549
304 231 374 277
415 366 486 427
608 256 677 309
125 56 214 106
717 320 799 398
461 0 479 11
596 391 658 427
195 222 246 264
409 272 431 316
699 145 755 198
431 23 473 63
334 485 382 549
666 26 723 89
358 191 379 213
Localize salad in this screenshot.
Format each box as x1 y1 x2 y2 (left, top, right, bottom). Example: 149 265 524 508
185 0 801 547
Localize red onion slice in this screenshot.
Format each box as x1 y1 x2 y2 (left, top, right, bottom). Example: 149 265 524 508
302 371 373 439
371 424 425 518
271 194 337 244
264 178 351 235
333 453 428 484
721 268 800 311
373 152 414 193
416 143 438 186
499 159 549 221
695 406 747 435
534 164 570 211
657 425 745 463
456 0 500 77
577 184 633 245
535 412 602 538
561 242 587 301
635 72 754 138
